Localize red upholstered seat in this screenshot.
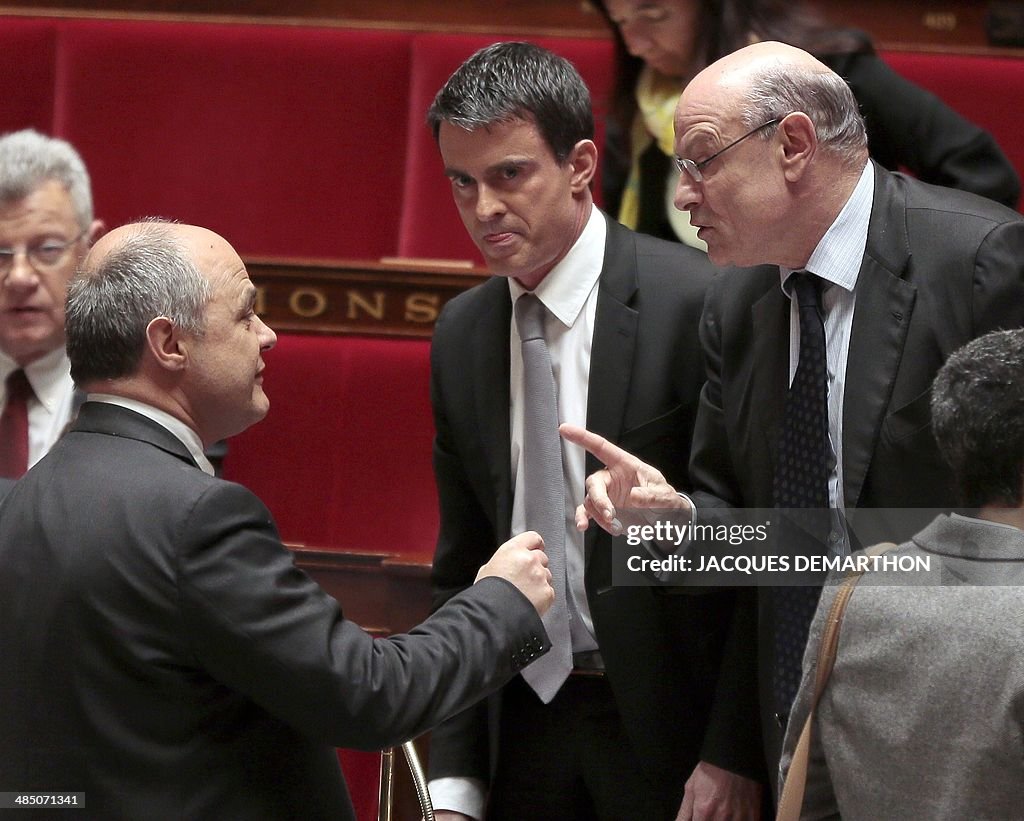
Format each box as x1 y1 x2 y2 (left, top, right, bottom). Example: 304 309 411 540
0 18 58 135
881 49 1024 210
51 18 412 259
338 749 381 820
397 33 615 263
223 333 437 555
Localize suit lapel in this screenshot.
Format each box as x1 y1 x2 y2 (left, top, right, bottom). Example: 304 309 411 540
749 276 790 476
471 281 514 536
843 166 916 509
584 219 639 566
585 218 639 474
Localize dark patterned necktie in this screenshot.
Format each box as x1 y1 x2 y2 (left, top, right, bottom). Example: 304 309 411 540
772 272 830 719
0 369 33 479
515 294 572 703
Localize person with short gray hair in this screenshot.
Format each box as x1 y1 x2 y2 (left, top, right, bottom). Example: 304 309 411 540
0 220 555 820
741 64 867 171
563 40 1024 798
0 128 95 229
0 128 104 478
66 221 211 384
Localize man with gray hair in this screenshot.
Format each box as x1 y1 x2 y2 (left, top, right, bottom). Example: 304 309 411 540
0 129 103 478
562 40 1024 791
0 220 555 820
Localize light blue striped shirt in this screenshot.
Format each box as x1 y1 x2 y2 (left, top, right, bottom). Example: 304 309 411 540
780 162 873 530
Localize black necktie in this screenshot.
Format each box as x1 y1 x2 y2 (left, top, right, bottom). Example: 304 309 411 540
772 272 830 719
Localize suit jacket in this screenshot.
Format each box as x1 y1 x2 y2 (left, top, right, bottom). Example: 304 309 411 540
688 162 1024 767
0 477 14 501
428 214 766 807
781 515 1024 820
0 402 549 821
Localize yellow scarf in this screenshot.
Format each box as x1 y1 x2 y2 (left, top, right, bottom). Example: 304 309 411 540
618 66 705 250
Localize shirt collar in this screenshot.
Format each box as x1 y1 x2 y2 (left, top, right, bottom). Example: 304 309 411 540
780 161 874 295
508 206 605 328
87 393 216 476
0 346 72 414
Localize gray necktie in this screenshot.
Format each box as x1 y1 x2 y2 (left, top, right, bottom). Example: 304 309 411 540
515 293 572 703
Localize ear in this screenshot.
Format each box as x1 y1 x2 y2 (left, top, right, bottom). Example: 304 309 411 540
145 316 188 373
86 219 106 246
777 112 817 182
567 139 599 193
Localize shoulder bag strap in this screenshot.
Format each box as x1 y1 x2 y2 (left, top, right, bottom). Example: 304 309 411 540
776 542 900 820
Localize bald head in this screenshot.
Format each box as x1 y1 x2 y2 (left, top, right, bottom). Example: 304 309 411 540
68 219 276 445
68 221 214 385
671 41 869 267
691 41 832 98
85 222 235 281
678 41 868 172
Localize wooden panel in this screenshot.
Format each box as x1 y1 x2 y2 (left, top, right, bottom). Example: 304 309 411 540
297 546 432 820
4 1 1024 51
811 0 1000 51
246 257 487 337
294 545 433 635
0 1 610 37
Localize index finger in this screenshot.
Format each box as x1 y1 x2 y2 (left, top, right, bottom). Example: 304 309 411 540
558 423 639 469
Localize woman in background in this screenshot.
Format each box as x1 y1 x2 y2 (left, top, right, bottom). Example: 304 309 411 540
594 0 1021 247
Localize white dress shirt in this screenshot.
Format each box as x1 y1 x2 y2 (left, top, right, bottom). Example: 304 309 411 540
673 165 875 561
508 206 605 654
429 206 607 818
779 162 873 552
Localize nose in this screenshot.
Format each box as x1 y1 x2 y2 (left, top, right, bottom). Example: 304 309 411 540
2 251 39 289
474 184 505 222
255 315 277 351
673 171 703 214
618 22 651 60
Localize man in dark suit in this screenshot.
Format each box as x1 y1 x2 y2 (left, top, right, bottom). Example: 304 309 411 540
563 40 1024 794
0 129 104 478
0 220 556 820
425 42 763 821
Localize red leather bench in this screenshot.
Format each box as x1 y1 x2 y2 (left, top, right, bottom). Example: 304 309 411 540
51 18 413 260
222 333 436 553
880 49 1024 192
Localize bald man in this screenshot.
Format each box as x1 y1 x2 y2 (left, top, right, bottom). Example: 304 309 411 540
564 41 1024 790
0 221 554 820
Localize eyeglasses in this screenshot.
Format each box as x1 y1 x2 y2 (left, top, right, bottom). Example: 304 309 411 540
0 230 87 276
674 118 781 183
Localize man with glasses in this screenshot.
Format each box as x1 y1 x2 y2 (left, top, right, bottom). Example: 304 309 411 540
0 129 103 479
563 40 1024 796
